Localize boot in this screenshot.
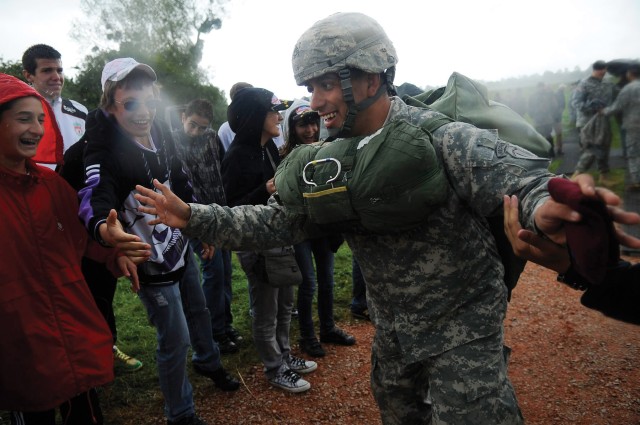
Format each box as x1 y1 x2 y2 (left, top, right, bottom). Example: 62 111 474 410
599 172 613 187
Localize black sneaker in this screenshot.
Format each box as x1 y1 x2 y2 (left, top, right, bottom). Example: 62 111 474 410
351 309 371 321
299 337 326 357
214 333 239 354
167 414 208 425
320 327 356 346
291 308 299 318
226 328 243 344
193 365 240 391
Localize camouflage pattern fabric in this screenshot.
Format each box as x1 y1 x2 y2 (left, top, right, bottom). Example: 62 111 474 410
182 97 554 424
571 76 614 128
604 80 640 131
575 114 612 174
371 330 523 425
605 80 640 184
625 128 640 184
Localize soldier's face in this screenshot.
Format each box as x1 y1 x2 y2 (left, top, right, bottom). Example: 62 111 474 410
306 72 375 137
306 74 345 132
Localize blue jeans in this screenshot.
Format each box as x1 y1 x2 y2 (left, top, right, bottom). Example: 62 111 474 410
294 237 336 339
137 248 221 422
351 256 368 313
221 250 234 332
190 240 233 336
236 250 294 379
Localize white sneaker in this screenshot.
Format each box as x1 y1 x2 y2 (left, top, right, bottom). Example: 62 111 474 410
268 369 311 393
286 355 317 374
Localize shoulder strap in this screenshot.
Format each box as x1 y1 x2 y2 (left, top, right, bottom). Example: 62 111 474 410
265 147 278 172
419 115 455 134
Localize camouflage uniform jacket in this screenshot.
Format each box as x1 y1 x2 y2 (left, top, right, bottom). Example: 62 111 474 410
571 76 614 128
183 97 553 364
604 80 640 130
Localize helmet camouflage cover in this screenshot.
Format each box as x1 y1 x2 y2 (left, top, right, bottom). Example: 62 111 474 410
292 12 398 86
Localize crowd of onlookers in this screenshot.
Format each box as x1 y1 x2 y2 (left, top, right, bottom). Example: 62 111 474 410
0 42 372 425
1 16 639 424
497 59 640 191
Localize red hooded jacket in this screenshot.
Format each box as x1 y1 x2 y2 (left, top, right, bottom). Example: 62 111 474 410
0 74 114 411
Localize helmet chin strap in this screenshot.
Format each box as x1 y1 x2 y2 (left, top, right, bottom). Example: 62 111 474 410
334 68 390 138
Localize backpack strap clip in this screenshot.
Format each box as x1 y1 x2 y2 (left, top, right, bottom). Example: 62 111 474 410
302 158 342 186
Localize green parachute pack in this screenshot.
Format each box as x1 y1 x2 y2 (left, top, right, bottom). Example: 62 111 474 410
275 72 549 295
275 72 551 235
275 119 449 234
404 72 552 158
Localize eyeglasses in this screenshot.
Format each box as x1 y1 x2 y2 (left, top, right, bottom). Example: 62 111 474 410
114 98 160 112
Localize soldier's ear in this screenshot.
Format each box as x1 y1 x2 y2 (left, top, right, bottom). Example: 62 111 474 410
366 73 382 96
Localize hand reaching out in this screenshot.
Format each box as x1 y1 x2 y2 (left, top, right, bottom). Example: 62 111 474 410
99 209 150 263
134 179 191 228
201 242 215 260
116 255 140 292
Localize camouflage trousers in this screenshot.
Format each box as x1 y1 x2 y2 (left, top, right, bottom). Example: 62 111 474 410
370 329 523 425
575 131 611 174
625 128 640 184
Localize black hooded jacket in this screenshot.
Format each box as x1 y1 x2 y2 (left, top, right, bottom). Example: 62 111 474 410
222 88 281 207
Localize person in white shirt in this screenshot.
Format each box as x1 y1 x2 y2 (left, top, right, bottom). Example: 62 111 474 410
22 44 87 160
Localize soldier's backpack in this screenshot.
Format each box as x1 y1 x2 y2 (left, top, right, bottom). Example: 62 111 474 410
276 119 449 234
275 73 552 296
403 72 552 158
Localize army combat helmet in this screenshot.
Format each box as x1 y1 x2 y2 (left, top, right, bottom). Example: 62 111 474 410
292 12 398 137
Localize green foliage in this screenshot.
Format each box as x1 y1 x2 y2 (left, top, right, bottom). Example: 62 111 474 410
61 0 229 127
73 0 225 58
0 57 23 80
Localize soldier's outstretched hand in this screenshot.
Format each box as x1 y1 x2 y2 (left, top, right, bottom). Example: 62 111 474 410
503 195 570 273
135 179 191 229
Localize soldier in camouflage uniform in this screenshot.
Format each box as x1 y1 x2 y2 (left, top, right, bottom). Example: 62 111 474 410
133 13 637 425
571 60 615 183
603 64 640 190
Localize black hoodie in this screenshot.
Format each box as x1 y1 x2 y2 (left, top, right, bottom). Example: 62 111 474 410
222 88 282 207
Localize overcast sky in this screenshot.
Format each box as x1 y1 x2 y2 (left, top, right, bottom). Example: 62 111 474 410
2 0 639 101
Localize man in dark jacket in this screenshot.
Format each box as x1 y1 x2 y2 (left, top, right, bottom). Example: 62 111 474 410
78 58 238 425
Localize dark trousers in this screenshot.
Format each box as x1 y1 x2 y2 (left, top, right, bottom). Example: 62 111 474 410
82 257 117 343
10 389 102 425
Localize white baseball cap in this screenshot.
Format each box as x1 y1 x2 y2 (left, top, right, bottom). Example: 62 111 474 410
101 58 157 92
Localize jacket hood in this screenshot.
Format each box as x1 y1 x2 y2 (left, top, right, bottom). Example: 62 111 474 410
0 73 63 166
227 87 285 147
282 98 311 143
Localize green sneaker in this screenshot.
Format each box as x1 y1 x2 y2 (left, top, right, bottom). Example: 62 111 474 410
113 345 143 372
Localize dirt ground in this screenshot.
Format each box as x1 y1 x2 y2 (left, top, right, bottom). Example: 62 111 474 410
120 260 639 425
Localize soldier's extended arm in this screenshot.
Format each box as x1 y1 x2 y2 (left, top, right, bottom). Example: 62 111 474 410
136 179 307 251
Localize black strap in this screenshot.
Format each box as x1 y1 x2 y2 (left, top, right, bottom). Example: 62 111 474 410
265 148 278 172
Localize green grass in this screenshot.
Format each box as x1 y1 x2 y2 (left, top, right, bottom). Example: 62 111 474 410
101 244 356 420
